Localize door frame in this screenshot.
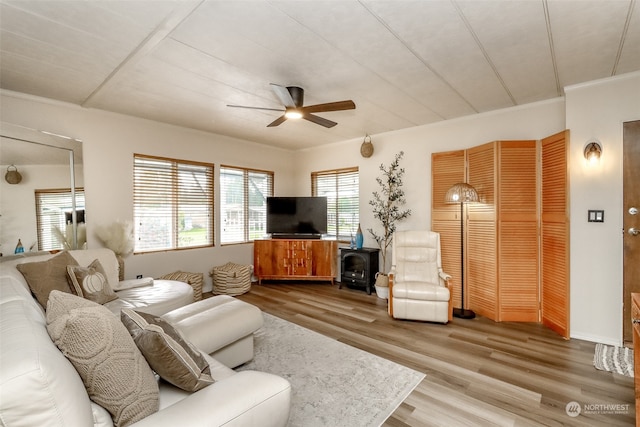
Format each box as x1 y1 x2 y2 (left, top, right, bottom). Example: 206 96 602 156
622 120 640 345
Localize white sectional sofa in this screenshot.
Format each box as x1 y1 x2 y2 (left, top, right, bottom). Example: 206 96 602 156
0 249 291 427
1 248 194 316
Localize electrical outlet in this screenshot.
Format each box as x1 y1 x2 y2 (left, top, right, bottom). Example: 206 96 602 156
136 274 143 279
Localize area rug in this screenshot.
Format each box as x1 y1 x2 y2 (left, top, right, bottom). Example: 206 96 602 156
593 343 634 377
237 313 425 427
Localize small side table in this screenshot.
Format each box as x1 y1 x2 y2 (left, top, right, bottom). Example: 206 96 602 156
339 247 380 295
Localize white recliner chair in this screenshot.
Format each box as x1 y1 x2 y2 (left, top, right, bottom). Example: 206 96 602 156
388 230 453 323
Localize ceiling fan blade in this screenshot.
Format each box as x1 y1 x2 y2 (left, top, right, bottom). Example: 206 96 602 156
301 100 356 114
303 113 337 128
227 104 284 112
267 115 288 127
270 83 296 108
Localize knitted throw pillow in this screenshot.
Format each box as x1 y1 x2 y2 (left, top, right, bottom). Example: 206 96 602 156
46 291 158 427
121 309 214 392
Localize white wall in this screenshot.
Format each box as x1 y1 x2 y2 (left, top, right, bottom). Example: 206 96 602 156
0 91 296 292
565 72 640 346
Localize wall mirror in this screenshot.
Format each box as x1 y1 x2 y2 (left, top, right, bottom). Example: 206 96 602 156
0 122 84 256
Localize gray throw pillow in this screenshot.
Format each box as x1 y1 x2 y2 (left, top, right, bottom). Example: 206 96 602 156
16 251 77 308
46 291 158 427
67 258 119 305
121 309 214 392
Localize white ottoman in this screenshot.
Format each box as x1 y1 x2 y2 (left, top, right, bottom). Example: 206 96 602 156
161 295 263 368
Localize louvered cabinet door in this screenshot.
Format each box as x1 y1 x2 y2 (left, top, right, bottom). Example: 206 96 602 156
498 141 539 322
431 150 465 309
541 130 570 339
467 142 498 320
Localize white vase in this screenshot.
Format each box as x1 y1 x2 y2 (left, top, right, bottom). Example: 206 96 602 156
375 286 389 299
116 254 125 281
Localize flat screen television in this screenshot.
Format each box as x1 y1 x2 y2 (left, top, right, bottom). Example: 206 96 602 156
266 196 327 238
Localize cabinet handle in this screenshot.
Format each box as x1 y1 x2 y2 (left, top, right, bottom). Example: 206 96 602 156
633 319 640 324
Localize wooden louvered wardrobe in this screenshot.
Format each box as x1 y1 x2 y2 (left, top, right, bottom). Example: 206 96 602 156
432 131 569 337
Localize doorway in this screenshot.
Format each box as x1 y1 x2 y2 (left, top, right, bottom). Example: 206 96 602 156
623 120 640 345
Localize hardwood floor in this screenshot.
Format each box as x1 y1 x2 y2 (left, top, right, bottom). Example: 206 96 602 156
228 281 634 426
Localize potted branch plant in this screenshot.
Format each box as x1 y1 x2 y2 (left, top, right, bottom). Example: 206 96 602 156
368 151 411 299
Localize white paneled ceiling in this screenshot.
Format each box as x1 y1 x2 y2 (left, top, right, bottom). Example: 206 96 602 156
1 0 638 150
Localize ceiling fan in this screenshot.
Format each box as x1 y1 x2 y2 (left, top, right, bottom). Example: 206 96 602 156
227 83 356 128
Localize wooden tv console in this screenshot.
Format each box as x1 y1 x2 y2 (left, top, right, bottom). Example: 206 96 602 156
253 238 337 284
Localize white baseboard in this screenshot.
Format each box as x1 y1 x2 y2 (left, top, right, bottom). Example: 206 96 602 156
570 331 622 347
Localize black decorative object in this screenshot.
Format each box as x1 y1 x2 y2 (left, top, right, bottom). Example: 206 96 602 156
339 248 380 295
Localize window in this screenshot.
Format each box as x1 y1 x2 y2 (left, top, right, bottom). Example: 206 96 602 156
35 188 85 251
133 154 214 253
220 165 273 244
311 167 359 240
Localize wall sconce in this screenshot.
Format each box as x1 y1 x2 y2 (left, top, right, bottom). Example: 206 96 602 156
584 140 602 164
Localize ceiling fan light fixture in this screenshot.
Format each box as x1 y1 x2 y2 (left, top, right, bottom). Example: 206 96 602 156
284 109 303 120
229 84 355 128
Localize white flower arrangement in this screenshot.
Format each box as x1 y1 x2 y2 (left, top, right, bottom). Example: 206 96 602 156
95 220 135 257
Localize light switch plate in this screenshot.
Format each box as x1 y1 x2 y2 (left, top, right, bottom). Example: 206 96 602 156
588 210 604 222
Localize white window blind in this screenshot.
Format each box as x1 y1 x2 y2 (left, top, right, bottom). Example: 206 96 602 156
35 188 85 251
220 165 273 244
134 154 214 253
311 167 359 240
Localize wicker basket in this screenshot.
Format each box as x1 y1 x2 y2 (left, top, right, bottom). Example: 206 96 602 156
158 271 204 301
210 262 252 296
